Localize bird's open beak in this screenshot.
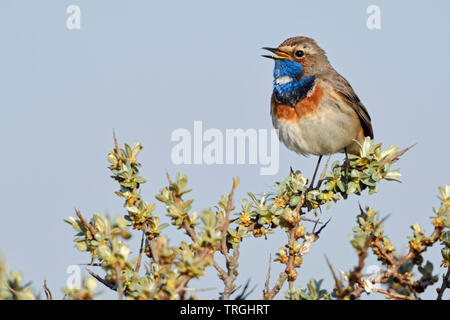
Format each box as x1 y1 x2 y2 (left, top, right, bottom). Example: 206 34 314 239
261 47 290 59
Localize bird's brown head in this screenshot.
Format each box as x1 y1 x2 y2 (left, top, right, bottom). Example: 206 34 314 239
263 36 330 77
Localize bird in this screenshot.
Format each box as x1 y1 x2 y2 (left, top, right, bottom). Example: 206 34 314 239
262 36 373 186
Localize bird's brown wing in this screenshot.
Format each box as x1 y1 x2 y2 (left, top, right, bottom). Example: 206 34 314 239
324 72 374 139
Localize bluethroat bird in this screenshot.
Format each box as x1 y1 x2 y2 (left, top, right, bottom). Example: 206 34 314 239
263 36 373 185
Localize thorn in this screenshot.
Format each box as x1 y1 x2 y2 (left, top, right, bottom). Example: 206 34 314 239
324 256 343 294
314 218 331 236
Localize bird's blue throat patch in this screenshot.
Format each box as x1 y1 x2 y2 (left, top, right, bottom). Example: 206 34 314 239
272 59 315 107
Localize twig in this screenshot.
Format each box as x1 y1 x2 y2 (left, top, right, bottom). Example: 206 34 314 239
394 225 442 271
354 238 370 282
263 213 300 297
86 269 116 291
339 235 371 299
183 287 216 292
341 208 443 299
265 224 324 299
220 178 239 263
264 273 288 300
379 144 416 165
43 277 53 300
313 218 331 236
213 261 227 281
437 267 450 300
372 240 396 266
165 170 173 185
135 232 145 273
142 222 160 264
265 185 329 300
263 254 272 298
115 264 124 300
286 227 297 290
182 219 198 242
173 276 191 296
112 130 123 158
75 209 97 237
300 216 323 224
216 178 241 300
372 287 418 300
221 243 241 300
325 256 343 295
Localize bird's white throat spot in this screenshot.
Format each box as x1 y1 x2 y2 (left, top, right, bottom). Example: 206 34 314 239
275 76 294 85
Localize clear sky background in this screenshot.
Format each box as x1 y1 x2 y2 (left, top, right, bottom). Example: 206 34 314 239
0 0 449 300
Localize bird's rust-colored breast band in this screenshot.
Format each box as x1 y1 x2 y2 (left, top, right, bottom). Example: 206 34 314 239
273 83 324 123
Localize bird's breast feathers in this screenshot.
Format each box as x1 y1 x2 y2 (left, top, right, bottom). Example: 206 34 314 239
272 81 324 123
271 79 364 156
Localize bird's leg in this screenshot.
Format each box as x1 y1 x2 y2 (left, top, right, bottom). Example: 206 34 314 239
315 155 331 189
343 148 350 192
304 156 323 206
308 155 323 190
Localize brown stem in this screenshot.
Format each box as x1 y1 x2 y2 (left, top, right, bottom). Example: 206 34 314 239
339 236 371 299
286 227 297 290
325 256 343 296
437 267 450 300
219 178 238 264
212 261 227 280
134 232 145 273
215 178 241 300
43 277 52 300
182 219 198 242
75 209 97 237
372 287 418 300
221 243 240 300
372 240 396 266
264 273 288 300
263 254 272 298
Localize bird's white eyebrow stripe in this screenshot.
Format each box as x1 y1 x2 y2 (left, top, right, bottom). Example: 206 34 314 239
275 76 294 85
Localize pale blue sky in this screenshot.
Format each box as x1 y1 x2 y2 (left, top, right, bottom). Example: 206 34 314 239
0 0 449 300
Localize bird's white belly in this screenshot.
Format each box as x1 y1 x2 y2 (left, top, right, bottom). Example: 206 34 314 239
272 100 360 156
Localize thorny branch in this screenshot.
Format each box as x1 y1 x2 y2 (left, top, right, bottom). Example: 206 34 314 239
56 136 449 301
164 172 241 300
263 192 327 300
218 178 241 300
337 205 445 300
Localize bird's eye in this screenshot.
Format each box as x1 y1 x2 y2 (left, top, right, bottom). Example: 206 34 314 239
295 50 305 58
